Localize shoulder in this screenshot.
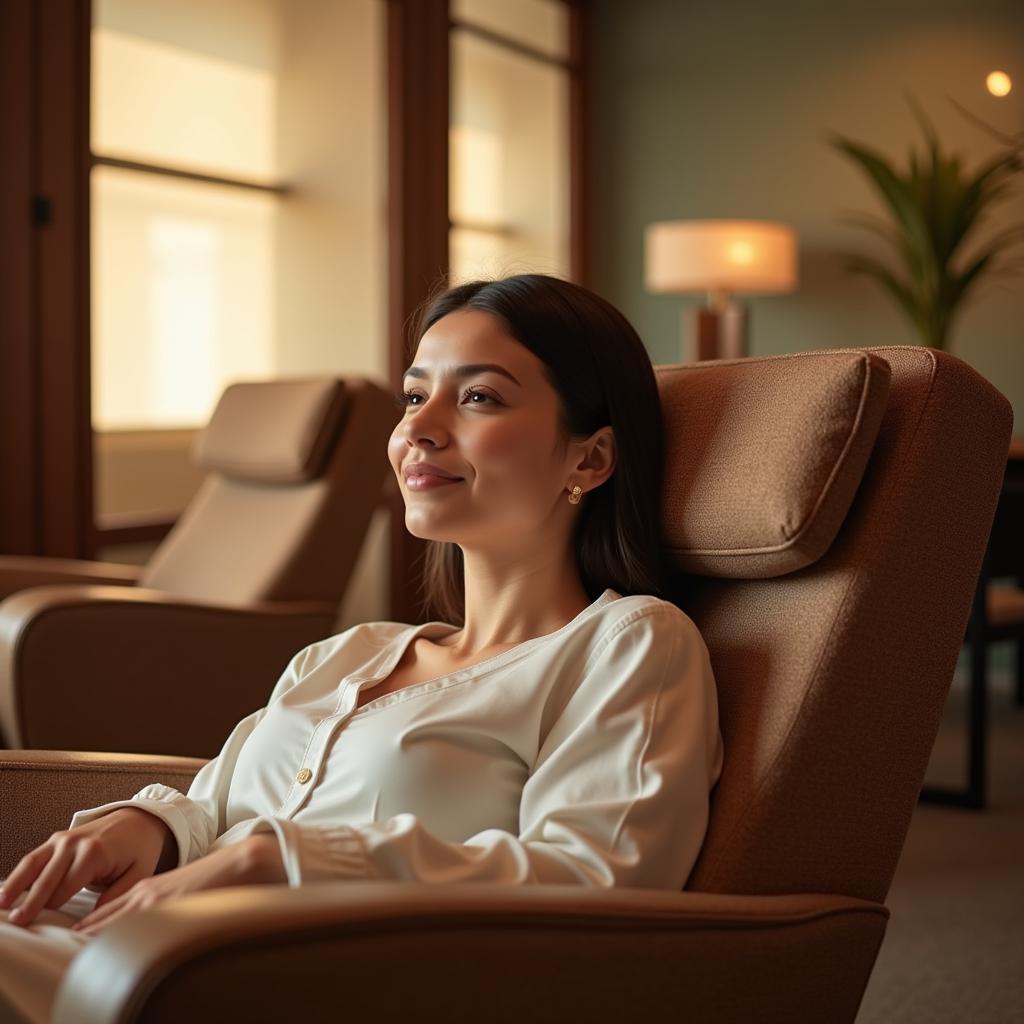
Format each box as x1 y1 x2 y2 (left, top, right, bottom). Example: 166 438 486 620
537 593 714 736
553 591 707 678
591 592 695 632
583 592 702 654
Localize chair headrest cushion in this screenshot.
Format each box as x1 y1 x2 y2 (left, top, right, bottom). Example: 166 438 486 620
194 379 348 483
657 350 891 578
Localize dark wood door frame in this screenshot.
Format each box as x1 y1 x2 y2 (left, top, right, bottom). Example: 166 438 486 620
0 0 93 559
568 0 588 287
0 0 38 554
386 0 450 623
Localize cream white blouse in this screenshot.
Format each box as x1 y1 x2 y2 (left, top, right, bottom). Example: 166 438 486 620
72 589 724 890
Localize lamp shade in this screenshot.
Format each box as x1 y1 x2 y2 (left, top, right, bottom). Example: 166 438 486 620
645 219 798 295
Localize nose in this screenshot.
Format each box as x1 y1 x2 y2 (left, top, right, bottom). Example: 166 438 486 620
401 397 450 450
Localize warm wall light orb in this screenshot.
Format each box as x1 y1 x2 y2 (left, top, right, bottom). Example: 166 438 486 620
986 70 1012 97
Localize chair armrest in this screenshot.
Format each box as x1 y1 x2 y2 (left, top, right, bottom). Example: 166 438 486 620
0 586 337 756
0 555 141 601
55 884 888 1024
0 750 206 878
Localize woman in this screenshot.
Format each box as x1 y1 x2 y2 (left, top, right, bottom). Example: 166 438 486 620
0 274 724 1021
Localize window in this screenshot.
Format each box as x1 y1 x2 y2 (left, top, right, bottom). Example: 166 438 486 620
91 11 282 432
90 0 386 532
449 0 572 283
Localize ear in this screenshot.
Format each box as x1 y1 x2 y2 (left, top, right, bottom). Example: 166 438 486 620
570 426 616 496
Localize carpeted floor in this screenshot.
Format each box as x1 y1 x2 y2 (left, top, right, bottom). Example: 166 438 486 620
856 659 1024 1023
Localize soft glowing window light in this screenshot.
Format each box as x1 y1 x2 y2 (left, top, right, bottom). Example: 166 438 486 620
448 29 569 284
148 219 220 425
986 71 1012 97
450 125 504 225
91 22 279 430
92 166 276 429
92 28 276 181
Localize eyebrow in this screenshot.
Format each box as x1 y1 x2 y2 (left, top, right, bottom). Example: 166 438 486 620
402 363 522 387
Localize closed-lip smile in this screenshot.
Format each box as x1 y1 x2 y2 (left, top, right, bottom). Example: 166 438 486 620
403 462 464 482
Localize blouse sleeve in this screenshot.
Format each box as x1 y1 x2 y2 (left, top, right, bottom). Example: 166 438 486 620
66 644 314 868
259 605 724 890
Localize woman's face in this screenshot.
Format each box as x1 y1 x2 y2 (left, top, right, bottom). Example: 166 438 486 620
388 309 580 550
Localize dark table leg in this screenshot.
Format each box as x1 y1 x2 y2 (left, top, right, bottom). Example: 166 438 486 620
919 552 989 810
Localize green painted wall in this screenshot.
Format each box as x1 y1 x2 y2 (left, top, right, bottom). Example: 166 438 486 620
588 0 1024 431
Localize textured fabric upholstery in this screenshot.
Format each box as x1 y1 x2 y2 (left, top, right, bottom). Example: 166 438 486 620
658 349 890 578
668 346 1012 905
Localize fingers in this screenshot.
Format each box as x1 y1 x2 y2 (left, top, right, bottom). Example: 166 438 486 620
69 865 149 935
1 814 169 930
0 845 54 912
6 841 76 927
75 877 155 937
72 891 132 935
91 865 146 910
41 843 114 915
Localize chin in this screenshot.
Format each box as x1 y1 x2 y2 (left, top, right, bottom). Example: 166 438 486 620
404 513 459 543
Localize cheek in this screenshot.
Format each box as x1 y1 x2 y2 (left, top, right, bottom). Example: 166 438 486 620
387 427 406 473
470 419 560 482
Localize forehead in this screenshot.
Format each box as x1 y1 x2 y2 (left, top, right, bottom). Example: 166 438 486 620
412 309 543 381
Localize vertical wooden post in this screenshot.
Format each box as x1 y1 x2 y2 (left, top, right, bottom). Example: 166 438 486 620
0 0 39 553
0 0 93 558
568 0 588 287
36 0 94 558
386 0 450 622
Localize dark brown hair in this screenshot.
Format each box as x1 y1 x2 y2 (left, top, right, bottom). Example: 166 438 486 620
409 274 665 625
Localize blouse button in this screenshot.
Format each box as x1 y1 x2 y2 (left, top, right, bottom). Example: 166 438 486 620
296 768 313 784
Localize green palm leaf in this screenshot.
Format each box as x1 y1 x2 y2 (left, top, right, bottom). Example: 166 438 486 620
830 136 930 247
830 96 1024 349
844 254 928 336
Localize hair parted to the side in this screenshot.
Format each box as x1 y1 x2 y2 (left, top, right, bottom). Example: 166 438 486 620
409 273 665 626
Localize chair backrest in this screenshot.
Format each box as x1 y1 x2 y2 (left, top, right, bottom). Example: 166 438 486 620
657 347 1012 905
140 377 398 605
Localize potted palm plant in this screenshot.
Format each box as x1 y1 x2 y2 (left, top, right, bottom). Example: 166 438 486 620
830 99 1023 350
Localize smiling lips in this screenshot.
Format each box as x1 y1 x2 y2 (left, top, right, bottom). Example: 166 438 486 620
404 462 465 491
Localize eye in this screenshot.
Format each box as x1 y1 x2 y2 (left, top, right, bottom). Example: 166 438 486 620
462 387 500 406
395 389 425 409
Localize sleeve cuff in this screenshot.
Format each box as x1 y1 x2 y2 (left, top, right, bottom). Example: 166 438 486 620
249 817 372 886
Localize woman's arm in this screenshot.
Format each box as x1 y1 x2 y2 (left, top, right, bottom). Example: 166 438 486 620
55 641 317 870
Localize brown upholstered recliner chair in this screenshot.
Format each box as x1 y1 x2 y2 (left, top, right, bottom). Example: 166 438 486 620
0 377 398 757
0 347 1011 1023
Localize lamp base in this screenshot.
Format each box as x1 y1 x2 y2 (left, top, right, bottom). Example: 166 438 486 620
691 302 749 361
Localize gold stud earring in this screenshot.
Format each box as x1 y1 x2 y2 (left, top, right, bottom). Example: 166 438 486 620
568 484 583 505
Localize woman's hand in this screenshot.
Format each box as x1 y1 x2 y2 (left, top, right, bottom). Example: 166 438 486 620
71 833 286 936
0 807 176 928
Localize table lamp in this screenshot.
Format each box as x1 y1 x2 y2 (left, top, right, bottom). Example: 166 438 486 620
644 219 798 361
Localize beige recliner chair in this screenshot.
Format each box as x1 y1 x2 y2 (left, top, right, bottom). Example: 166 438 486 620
0 377 398 757
0 347 1010 1023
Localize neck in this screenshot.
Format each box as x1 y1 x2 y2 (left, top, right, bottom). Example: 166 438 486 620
445 544 593 655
